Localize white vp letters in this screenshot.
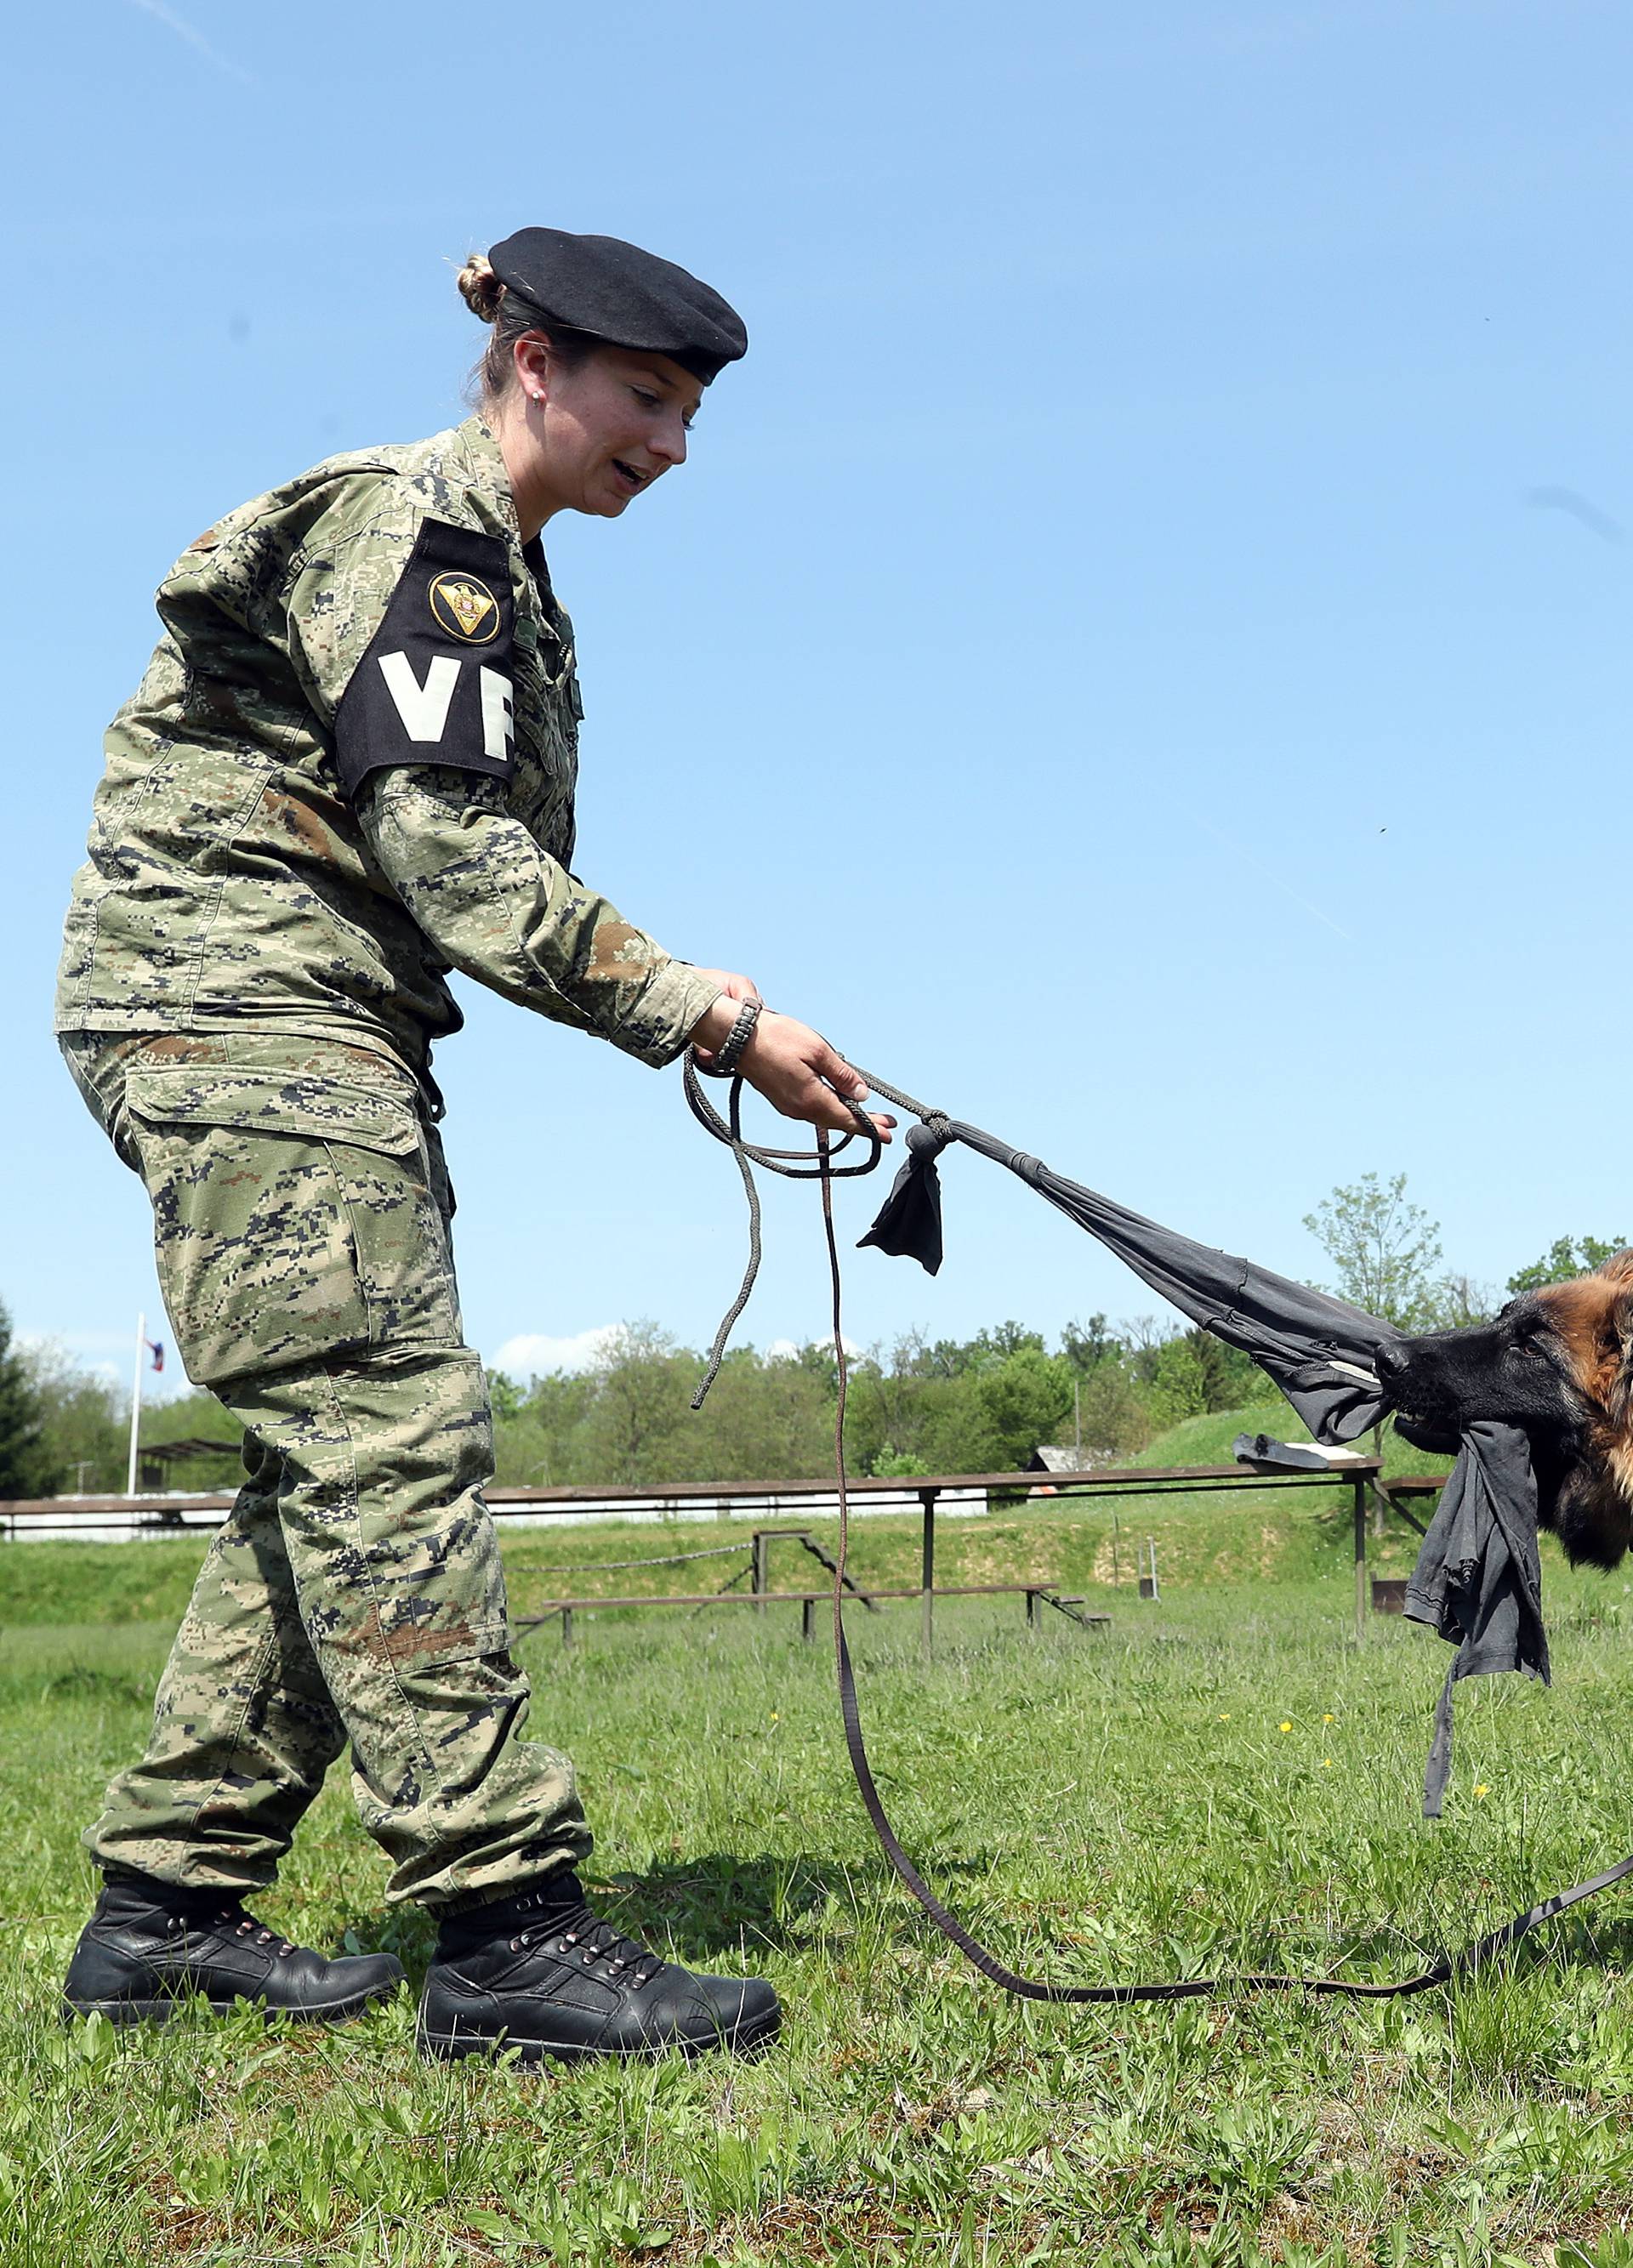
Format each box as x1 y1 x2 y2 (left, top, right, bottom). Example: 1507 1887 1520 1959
374 651 515 765
377 651 460 742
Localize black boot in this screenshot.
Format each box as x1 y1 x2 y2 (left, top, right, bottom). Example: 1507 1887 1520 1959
417 1873 782 2065
62 1870 406 2026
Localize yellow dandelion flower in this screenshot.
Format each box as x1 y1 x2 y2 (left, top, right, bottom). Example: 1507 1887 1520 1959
1321 1758 1334 1769
1474 1783 1490 1799
1323 1713 1335 1724
1278 1720 1293 1733
1218 1712 1231 1721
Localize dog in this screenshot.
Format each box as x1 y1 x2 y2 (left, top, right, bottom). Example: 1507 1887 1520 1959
1375 1250 1633 1570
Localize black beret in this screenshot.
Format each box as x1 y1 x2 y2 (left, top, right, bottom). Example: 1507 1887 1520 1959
486 227 747 387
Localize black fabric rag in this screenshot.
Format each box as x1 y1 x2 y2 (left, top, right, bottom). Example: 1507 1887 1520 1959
859 1114 1548 1817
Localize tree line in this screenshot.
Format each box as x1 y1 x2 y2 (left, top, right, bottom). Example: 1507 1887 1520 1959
3 1178 1624 1498
485 1313 1271 1491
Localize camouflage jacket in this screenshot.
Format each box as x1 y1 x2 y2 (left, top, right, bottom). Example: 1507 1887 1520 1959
55 417 720 1070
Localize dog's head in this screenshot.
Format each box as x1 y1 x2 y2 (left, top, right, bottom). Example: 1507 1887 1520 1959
1377 1251 1633 1567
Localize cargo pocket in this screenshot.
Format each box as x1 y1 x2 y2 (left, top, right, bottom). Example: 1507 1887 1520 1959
123 1066 461 1388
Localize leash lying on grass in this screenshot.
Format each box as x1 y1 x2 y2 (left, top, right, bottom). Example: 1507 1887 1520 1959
684 1053 1633 2002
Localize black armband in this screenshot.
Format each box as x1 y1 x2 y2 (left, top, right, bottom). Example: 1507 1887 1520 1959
333 520 517 799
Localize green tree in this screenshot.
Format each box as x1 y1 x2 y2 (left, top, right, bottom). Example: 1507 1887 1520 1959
839 1333 959 1475
869 1448 933 1478
788 1339 840 1396
1303 1172 1448 1330
958 1344 1074 1471
1181 1326 1261 1411
491 1332 840 1487
20 1339 125 1495
1147 1335 1209 1430
685 1347 832 1482
0 1303 54 1498
924 1322 1047 1378
1507 1235 1629 1296
572 1322 697 1486
1061 1314 1119 1375
491 1367 597 1487
1072 1357 1156 1458
487 1370 526 1424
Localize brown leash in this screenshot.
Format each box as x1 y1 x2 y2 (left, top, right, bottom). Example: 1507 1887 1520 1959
691 1056 1633 2001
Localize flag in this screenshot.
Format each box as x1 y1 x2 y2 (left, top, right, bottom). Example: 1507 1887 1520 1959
147 1339 165 1374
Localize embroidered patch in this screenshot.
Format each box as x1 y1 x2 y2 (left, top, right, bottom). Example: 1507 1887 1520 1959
429 571 500 644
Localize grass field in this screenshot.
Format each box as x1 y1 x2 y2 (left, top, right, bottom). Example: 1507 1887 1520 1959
9 1472 1633 2264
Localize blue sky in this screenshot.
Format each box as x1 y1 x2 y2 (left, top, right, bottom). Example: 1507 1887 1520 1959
6 0 1630 1397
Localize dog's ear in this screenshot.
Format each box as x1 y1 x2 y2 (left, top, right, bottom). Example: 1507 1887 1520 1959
1595 1248 1633 1287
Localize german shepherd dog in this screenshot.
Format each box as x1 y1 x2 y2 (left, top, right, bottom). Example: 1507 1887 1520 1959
1375 1252 1633 1569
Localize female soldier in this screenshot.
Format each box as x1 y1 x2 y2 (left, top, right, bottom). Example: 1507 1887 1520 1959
54 226 890 2064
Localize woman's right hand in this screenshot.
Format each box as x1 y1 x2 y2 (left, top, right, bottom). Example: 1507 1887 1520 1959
689 998 895 1143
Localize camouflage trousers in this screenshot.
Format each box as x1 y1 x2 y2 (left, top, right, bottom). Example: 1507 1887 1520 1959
59 1030 589 1906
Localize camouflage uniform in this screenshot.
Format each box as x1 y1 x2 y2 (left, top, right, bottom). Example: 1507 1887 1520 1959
55 418 721 1904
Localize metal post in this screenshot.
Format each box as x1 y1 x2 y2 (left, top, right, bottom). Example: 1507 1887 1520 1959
751 1530 768 1615
1026 1589 1041 1633
1147 1537 1159 1601
919 1488 936 1653
560 1606 573 1648
801 1596 816 1645
1353 1476 1367 1644
126 1311 145 1498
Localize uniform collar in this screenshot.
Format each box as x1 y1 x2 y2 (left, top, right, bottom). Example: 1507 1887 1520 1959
449 413 560 607
450 415 521 540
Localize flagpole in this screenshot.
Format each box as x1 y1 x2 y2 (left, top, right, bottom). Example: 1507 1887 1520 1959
127 1310 145 1497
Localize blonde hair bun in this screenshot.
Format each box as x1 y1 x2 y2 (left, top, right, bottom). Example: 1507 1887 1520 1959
457 253 504 324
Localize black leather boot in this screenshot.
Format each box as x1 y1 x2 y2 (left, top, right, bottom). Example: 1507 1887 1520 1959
62 1871 406 2025
417 1873 782 2065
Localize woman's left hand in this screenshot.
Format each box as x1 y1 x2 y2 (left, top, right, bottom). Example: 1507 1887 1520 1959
686 981 895 1142
735 1011 896 1142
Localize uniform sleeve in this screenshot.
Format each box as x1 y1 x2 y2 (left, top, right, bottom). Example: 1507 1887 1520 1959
357 766 723 1066
283 482 719 1063
284 497 521 799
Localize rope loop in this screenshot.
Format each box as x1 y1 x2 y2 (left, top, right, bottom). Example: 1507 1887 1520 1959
685 1049 890 1407
681 1052 884 1182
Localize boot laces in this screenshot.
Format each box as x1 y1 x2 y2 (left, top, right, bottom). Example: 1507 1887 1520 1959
514 1911 663 1989
165 1900 295 1957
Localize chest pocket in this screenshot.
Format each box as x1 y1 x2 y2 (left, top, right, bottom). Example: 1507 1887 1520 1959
122 1066 459 1387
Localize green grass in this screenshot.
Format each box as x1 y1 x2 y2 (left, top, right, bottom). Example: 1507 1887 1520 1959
1135 1400 1316 1467
1135 1400 1455 1484
9 1518 1633 2264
